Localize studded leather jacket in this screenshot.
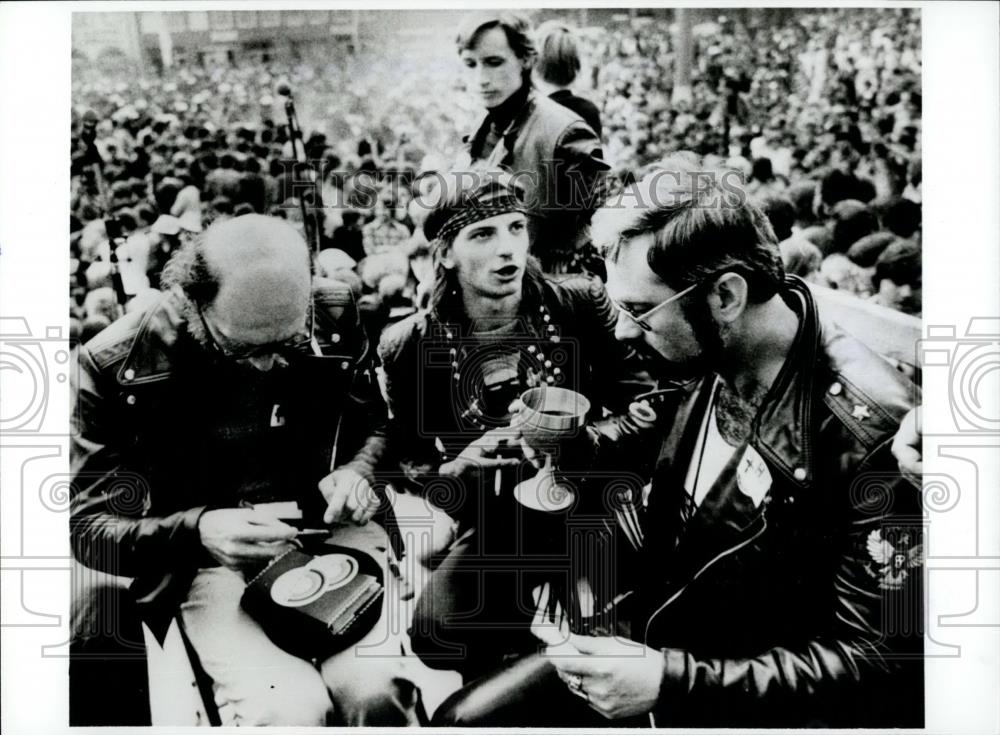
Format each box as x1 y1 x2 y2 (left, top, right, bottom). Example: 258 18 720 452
70 280 386 640
623 277 923 727
377 273 653 517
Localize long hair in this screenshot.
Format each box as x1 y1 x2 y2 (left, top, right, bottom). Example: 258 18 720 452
429 251 546 325
422 169 543 325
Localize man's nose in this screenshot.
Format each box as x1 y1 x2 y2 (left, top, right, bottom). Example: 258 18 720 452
613 310 642 342
495 231 518 257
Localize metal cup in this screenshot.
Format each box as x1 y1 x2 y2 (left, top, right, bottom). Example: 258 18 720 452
516 387 591 448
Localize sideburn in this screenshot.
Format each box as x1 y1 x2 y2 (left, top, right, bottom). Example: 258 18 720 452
681 294 726 365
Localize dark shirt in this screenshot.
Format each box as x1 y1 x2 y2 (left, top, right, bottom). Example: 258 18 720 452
178 347 305 505
487 83 532 134
548 89 603 139
470 83 533 161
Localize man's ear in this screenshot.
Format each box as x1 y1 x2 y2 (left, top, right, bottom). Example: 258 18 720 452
708 272 749 324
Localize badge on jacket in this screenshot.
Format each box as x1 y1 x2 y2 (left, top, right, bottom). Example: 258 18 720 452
866 529 922 590
270 404 286 428
736 445 772 507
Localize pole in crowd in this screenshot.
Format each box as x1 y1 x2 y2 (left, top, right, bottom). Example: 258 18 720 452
79 108 129 316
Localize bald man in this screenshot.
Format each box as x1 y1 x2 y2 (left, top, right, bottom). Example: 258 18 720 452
70 215 422 725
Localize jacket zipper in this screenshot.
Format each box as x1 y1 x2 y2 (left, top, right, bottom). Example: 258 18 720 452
645 515 769 728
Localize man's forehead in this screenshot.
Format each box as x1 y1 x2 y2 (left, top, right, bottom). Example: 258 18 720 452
212 268 309 332
606 233 668 303
464 26 515 56
461 211 523 231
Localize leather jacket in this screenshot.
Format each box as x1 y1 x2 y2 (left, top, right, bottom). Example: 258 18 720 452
378 273 652 500
429 277 922 728
465 90 610 273
627 277 923 727
70 279 386 641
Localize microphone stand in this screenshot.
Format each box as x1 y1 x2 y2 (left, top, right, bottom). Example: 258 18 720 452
81 121 128 317
279 86 326 347
279 88 324 261
277 89 409 594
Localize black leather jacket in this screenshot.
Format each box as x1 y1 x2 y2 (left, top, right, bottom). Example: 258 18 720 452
70 279 386 641
378 273 652 515
626 277 923 727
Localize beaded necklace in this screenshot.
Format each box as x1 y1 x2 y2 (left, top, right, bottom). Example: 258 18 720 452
442 301 566 430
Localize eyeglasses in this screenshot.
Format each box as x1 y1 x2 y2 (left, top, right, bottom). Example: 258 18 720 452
611 282 700 331
197 305 313 361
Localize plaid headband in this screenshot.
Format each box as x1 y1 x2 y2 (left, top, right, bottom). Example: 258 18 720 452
435 194 525 244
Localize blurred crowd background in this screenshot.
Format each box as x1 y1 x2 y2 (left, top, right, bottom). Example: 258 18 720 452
70 7 922 349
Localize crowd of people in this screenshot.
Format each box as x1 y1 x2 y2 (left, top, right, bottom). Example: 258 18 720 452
69 7 924 729
588 7 922 312
70 7 921 357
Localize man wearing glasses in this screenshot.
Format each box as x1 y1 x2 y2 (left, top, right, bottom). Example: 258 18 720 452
434 159 922 727
70 215 422 725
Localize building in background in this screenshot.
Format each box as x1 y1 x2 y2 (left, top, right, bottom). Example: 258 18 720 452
72 12 143 65
72 9 717 74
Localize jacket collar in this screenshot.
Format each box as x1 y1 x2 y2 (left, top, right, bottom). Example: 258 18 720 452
750 276 823 491
116 279 354 387
470 87 537 161
116 288 188 386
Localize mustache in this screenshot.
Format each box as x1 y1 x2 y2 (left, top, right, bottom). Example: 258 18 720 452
624 337 715 383
629 339 702 374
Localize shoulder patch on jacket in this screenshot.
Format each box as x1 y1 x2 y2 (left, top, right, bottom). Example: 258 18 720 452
821 350 915 450
83 313 144 371
820 321 917 450
823 375 900 449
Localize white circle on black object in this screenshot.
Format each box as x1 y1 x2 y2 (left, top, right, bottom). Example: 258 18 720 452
271 568 326 607
308 553 359 591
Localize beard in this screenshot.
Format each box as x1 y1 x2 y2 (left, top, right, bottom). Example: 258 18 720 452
631 299 725 383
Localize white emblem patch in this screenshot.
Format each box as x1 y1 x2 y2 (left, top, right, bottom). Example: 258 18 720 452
736 445 772 507
851 404 872 422
866 529 922 590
